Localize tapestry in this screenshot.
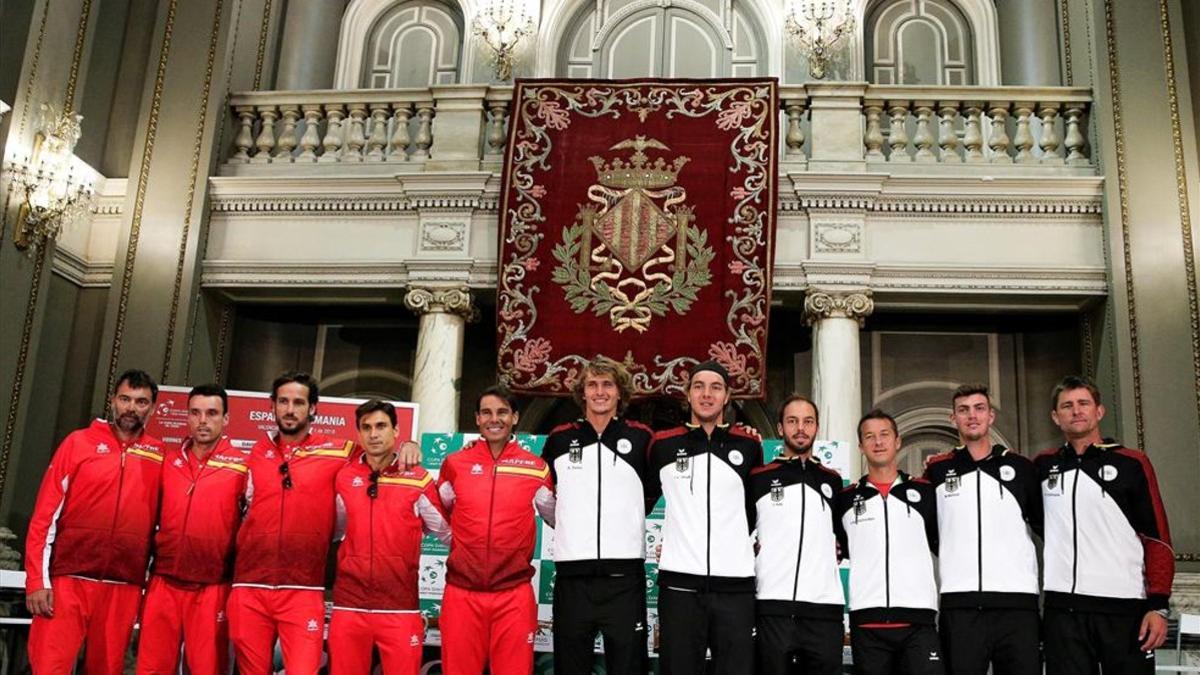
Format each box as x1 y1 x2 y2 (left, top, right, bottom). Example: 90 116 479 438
497 79 780 398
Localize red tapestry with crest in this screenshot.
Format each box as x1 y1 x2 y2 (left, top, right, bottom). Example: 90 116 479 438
496 79 779 398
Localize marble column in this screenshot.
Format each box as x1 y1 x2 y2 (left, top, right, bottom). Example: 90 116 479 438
804 290 874 479
995 0 1062 85
274 0 346 90
404 286 473 437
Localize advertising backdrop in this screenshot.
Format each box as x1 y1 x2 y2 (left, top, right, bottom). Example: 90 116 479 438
145 385 418 449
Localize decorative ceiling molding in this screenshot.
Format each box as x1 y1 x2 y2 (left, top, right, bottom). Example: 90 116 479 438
52 246 114 288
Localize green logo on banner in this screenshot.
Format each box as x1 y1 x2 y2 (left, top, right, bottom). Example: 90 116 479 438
538 560 557 604
645 562 660 608
421 533 449 556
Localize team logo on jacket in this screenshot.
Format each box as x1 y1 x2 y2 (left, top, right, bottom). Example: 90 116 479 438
306 619 319 632
173 457 184 468
728 450 744 466
410 634 420 647
569 445 583 464
526 632 535 644
999 465 1016 482
821 483 834 499
1047 467 1060 489
945 474 960 493
674 450 690 472
96 443 110 454
1101 464 1118 481
617 438 633 454
906 489 921 503
770 480 784 503
853 495 867 517
264 450 275 459
352 476 364 487
471 463 483 475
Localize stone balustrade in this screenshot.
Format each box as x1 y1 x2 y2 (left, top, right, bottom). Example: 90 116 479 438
222 83 1092 173
860 85 1093 166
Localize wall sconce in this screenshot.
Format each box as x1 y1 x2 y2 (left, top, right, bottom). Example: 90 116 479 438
472 0 535 81
785 0 855 80
3 104 94 250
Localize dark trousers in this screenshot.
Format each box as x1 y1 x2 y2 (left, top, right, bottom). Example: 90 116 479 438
1043 607 1156 675
756 614 844 675
938 607 1040 675
657 586 754 675
850 624 944 675
552 572 648 675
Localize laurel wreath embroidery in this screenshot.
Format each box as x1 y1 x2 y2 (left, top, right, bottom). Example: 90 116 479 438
551 221 715 332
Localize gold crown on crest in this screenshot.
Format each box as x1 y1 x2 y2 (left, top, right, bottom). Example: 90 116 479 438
589 136 690 190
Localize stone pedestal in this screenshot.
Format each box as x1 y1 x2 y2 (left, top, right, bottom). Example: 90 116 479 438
404 286 473 437
805 290 874 479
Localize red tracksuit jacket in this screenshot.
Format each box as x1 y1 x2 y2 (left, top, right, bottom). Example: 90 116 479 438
333 452 451 610
152 437 249 584
436 439 555 591
233 431 354 589
25 419 165 593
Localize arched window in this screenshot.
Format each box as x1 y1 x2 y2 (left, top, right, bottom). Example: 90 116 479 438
865 0 974 85
557 0 766 79
335 0 463 88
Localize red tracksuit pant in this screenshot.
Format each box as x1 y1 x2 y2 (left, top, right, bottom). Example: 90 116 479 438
439 583 537 675
135 575 231 675
328 610 424 675
226 586 325 675
28 575 142 675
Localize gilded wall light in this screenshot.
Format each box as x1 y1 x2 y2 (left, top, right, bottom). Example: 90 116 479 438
472 0 535 81
3 104 94 250
784 0 855 80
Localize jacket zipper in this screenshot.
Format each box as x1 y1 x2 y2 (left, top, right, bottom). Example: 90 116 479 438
883 490 891 609
178 454 200 577
277 447 288 575
594 428 602 561
106 447 128 579
1070 456 1080 593
792 464 807 602
976 466 983 593
486 450 498 587
705 434 712 580
369 478 376 587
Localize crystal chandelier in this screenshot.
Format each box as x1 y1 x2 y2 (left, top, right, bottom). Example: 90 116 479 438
472 0 535 81
785 0 856 80
3 104 94 250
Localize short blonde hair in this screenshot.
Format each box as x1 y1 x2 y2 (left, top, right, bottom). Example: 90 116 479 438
573 356 633 413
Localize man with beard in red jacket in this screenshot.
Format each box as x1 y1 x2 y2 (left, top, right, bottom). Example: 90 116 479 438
329 399 451 675
25 369 164 675
437 386 557 675
136 384 248 675
227 371 419 675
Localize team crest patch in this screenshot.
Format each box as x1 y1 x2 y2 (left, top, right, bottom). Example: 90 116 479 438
946 475 960 493
674 451 690 473
906 489 921 503
569 446 583 464
410 634 420 647
617 438 633 455
770 480 784 503
264 450 275 459
174 458 184 468
1048 467 1060 489
728 450 744 466
853 496 867 517
352 476 364 487
306 619 319 632
999 465 1016 482
1101 465 1118 481
821 483 834 499
471 463 484 475
96 443 110 454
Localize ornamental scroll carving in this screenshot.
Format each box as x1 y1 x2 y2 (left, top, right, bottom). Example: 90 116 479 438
803 291 874 326
403 287 474 318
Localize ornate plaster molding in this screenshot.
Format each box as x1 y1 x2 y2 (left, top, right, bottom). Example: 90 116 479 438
804 290 874 325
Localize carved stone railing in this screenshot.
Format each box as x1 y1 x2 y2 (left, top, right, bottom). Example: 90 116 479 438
224 85 513 170
222 83 1092 173
860 85 1092 166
